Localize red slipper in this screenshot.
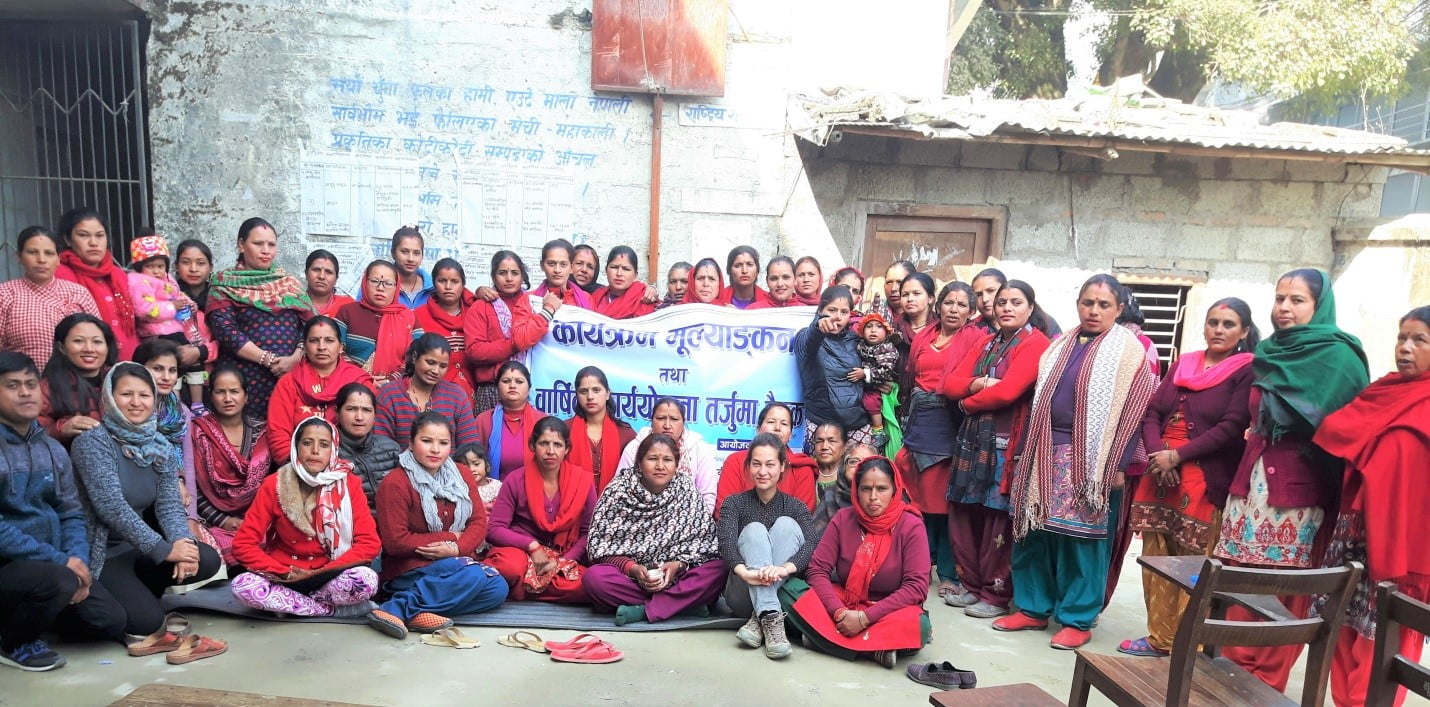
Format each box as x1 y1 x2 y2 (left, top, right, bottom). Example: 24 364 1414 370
550 640 624 664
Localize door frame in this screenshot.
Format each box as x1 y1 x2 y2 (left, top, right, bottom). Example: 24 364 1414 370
852 201 1008 272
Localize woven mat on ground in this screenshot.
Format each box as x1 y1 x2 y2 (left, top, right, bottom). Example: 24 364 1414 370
162 584 744 631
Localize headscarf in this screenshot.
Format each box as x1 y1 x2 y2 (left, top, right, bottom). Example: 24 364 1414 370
592 283 656 320
586 466 718 566
1171 350 1254 392
282 418 356 558
99 362 175 469
397 448 472 534
524 456 594 552
682 268 728 305
354 278 417 377
843 456 918 606
208 265 313 314
1252 269 1369 441
193 413 270 514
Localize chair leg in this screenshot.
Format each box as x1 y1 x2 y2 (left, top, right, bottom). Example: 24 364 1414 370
1069 655 1093 707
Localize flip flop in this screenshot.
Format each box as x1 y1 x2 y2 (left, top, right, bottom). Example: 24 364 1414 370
1117 636 1170 657
165 634 227 664
497 630 548 653
550 640 623 664
544 632 602 652
421 628 480 649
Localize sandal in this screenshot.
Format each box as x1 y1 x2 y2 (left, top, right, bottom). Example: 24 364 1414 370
127 630 185 657
1117 636 1170 657
497 630 548 653
421 628 480 649
165 634 227 664
550 640 623 664
544 632 602 652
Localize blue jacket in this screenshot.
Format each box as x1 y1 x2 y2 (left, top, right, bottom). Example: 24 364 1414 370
794 316 870 431
0 421 89 565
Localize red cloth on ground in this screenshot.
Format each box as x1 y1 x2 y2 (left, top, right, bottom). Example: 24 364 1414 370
413 293 476 397
373 463 488 582
266 360 373 462
714 449 818 514
592 285 655 319
565 415 636 492
230 472 381 575
56 252 140 360
462 294 549 385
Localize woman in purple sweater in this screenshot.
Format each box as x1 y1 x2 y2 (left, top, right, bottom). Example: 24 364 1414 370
485 417 595 603
1118 298 1259 658
781 456 930 669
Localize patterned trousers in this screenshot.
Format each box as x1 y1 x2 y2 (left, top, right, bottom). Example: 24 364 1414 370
230 567 378 617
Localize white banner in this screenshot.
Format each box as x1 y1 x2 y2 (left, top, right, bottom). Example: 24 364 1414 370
526 303 816 462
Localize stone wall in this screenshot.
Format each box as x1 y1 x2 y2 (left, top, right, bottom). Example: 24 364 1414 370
803 133 1394 366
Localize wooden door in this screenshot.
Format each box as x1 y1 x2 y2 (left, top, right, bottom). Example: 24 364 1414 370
862 214 992 286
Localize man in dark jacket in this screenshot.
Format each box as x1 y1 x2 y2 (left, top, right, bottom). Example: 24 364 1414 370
0 352 124 671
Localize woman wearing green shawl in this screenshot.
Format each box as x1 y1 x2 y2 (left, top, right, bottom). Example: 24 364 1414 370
1214 268 1368 691
204 218 314 417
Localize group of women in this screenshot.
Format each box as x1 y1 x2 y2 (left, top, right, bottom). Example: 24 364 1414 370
4 211 1427 704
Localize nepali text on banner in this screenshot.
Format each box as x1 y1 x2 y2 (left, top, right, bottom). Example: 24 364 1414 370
525 303 816 463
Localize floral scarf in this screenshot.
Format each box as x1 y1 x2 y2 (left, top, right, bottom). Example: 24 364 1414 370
192 413 269 514
397 449 472 533
587 467 718 566
208 266 313 314
99 363 175 469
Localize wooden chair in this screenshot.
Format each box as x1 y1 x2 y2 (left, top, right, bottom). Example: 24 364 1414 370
1366 581 1430 706
1067 558 1363 707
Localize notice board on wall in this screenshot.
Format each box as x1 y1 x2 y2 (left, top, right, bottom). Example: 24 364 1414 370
591 0 728 96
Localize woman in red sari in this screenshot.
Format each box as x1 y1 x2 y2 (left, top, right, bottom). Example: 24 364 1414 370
566 365 636 492
54 207 141 360
304 249 355 319
464 250 558 414
486 416 597 603
475 361 546 481
793 257 823 307
715 403 820 512
682 258 727 306
413 258 476 398
592 246 656 319
192 363 270 566
334 260 418 388
722 246 771 310
1316 306 1430 707
267 316 374 462
781 456 931 668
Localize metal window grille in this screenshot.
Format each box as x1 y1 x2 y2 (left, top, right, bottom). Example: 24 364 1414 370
0 20 149 280
1125 283 1189 371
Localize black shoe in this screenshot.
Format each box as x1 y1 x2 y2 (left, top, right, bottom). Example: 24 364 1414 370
0 640 66 671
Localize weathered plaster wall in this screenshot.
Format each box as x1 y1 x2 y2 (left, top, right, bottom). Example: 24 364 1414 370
803 134 1390 356
139 0 952 291
1333 215 1430 376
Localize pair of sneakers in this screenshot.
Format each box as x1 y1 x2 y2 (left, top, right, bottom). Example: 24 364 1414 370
0 640 65 672
736 610 792 659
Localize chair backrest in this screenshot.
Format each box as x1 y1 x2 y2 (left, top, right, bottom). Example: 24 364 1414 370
1166 558 1363 707
1366 581 1430 706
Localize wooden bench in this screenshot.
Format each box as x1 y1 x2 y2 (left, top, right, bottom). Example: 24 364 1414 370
1068 558 1362 707
110 683 370 707
1367 581 1430 706
929 683 1063 706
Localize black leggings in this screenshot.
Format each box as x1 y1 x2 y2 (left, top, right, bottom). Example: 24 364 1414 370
98 543 221 635
0 560 127 648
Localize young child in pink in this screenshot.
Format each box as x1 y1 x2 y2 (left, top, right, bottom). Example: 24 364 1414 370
128 234 206 408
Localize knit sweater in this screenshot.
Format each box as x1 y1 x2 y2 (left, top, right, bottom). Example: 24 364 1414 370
716 489 818 572
373 379 481 451
70 427 190 578
374 464 489 582
0 422 89 565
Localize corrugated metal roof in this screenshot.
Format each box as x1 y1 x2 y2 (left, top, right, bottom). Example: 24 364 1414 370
789 90 1430 167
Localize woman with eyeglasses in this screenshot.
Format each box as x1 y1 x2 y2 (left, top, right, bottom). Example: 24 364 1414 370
334 260 420 388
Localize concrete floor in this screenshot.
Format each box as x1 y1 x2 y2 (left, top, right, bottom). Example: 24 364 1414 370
3 540 1312 706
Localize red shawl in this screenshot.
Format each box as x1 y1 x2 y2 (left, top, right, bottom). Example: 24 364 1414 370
722 286 770 310
683 269 728 305
843 456 918 606
592 284 655 320
1315 373 1430 582
523 458 594 553
417 292 475 395
57 251 139 358
355 280 417 376
291 359 372 409
313 293 356 319
567 414 625 491
192 414 270 514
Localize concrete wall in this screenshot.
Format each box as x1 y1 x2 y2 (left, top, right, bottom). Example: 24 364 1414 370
802 133 1392 363
137 0 953 293
1333 215 1430 376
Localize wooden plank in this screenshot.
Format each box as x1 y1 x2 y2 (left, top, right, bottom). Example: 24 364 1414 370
591 0 727 96
929 682 1063 706
110 684 370 707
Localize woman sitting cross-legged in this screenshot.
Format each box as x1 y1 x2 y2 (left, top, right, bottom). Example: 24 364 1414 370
70 362 225 662
584 433 727 625
191 363 270 567
781 456 931 669
486 416 596 603
229 418 381 617
369 412 507 638
718 433 819 660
